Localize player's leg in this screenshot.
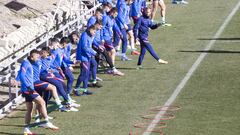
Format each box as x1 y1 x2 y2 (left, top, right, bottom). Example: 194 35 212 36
121 28 132 61
137 41 147 67
144 41 168 64
151 0 159 21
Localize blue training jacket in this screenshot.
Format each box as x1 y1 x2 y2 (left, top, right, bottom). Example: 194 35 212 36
50 48 63 70
116 0 124 8
93 29 104 48
32 60 42 82
102 14 122 41
87 16 97 28
130 0 146 17
40 56 58 75
76 31 96 62
18 59 34 92
62 43 74 67
99 0 112 5
116 2 131 29
133 15 160 41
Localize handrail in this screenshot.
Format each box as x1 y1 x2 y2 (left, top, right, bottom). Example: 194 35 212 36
0 1 102 119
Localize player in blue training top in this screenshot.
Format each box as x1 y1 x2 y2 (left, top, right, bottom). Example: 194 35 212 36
17 50 59 135
115 0 140 59
40 45 80 111
92 21 124 76
130 0 146 24
102 7 122 65
31 57 69 113
59 37 76 97
74 25 97 96
87 8 104 28
134 7 168 69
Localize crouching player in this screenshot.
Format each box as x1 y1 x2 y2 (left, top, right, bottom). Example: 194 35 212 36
133 7 168 69
40 46 79 111
31 55 69 113
18 50 59 135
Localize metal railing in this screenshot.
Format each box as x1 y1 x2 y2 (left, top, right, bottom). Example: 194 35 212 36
0 0 102 119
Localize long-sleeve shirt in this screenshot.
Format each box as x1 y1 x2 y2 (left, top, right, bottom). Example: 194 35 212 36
93 29 104 48
62 43 74 67
18 59 34 92
87 16 97 28
32 60 42 82
40 56 58 75
99 0 112 5
133 15 160 41
116 2 131 29
76 31 96 62
130 0 146 17
102 14 122 41
50 48 64 70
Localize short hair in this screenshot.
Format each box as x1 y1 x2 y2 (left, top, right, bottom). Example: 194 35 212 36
88 24 96 31
110 7 117 13
30 49 40 56
95 8 103 14
95 20 103 26
49 37 59 46
50 37 59 43
60 37 70 44
102 2 112 8
41 47 50 53
68 31 79 44
143 7 151 12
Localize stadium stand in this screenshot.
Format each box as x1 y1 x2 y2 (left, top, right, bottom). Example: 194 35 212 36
0 0 101 119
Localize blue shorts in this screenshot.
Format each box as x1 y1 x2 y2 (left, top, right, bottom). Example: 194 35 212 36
22 91 40 102
34 80 49 95
104 40 114 51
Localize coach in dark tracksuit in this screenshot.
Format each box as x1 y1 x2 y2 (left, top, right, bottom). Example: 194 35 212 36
133 7 168 68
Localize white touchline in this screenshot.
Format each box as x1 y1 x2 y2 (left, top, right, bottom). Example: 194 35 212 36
143 1 240 135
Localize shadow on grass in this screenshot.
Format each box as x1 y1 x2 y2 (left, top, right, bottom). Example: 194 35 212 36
117 67 156 70
179 50 240 54
46 101 58 114
12 108 26 111
5 116 25 119
0 124 23 128
197 38 240 40
0 132 25 135
0 131 45 135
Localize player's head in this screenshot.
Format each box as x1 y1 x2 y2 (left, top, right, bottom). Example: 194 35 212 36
110 7 118 18
69 31 79 44
95 20 103 30
126 0 133 5
95 8 103 21
87 25 96 37
29 49 40 62
49 38 60 49
143 7 151 18
41 47 51 58
103 2 112 12
60 37 70 48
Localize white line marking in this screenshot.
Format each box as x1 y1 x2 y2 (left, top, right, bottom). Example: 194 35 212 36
143 1 240 135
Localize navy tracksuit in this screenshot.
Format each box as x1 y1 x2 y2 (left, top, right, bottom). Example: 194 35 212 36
133 15 161 65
